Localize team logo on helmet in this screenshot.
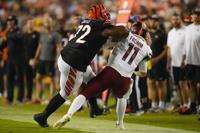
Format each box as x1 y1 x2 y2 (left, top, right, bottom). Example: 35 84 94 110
88 3 111 23
130 21 147 37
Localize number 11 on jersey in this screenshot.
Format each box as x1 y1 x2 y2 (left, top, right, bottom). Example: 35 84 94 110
122 43 140 65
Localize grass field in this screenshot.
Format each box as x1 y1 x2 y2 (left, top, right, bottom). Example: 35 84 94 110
0 97 199 133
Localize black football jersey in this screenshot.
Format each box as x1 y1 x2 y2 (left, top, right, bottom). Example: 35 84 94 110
61 19 112 72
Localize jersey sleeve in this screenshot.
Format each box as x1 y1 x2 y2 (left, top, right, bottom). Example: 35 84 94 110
91 20 113 30
102 36 118 49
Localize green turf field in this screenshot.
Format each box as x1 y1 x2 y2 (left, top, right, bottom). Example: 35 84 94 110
0 97 199 133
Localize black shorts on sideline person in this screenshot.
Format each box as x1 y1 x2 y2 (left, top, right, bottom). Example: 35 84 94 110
185 65 200 81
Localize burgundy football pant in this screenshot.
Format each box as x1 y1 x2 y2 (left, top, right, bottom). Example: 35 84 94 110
80 66 131 99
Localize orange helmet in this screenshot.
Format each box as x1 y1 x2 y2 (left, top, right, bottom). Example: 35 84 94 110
88 3 110 23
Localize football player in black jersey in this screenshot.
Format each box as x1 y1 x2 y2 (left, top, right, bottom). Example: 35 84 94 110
33 3 129 128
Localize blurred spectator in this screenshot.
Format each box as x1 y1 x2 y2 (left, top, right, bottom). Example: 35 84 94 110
0 50 3 97
23 17 40 102
147 15 168 112
0 23 7 98
182 8 200 114
0 0 199 116
31 15 61 104
5 15 25 104
167 13 189 114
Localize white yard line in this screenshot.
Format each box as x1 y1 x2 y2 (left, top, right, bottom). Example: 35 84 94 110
0 106 198 133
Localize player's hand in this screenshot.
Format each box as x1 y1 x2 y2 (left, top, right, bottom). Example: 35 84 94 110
133 71 147 77
181 59 186 68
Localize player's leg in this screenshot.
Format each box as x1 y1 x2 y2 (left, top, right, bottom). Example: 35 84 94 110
53 67 113 129
116 98 126 130
115 77 132 130
34 56 71 127
83 67 110 118
53 79 104 129
88 96 111 118
67 76 106 118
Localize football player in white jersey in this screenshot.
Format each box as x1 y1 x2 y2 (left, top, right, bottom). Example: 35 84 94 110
53 21 152 130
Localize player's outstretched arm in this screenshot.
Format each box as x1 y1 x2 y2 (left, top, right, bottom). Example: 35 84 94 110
133 60 147 77
102 25 129 42
133 71 147 77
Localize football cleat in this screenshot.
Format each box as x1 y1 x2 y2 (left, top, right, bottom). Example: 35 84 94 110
53 115 70 129
116 122 125 130
33 113 49 128
90 108 111 118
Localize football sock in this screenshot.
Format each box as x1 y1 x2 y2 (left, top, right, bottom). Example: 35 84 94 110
116 98 126 124
151 102 157 108
88 96 100 111
158 101 165 109
67 95 86 118
43 93 65 119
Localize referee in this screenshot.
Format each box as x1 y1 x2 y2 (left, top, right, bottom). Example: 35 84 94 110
4 15 25 104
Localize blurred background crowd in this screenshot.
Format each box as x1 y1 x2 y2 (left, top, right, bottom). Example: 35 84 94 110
0 0 200 116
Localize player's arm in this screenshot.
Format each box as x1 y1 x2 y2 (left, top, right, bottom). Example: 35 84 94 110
145 32 152 46
151 46 167 66
133 60 147 77
102 25 129 42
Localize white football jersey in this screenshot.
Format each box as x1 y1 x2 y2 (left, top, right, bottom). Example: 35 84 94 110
107 32 152 77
